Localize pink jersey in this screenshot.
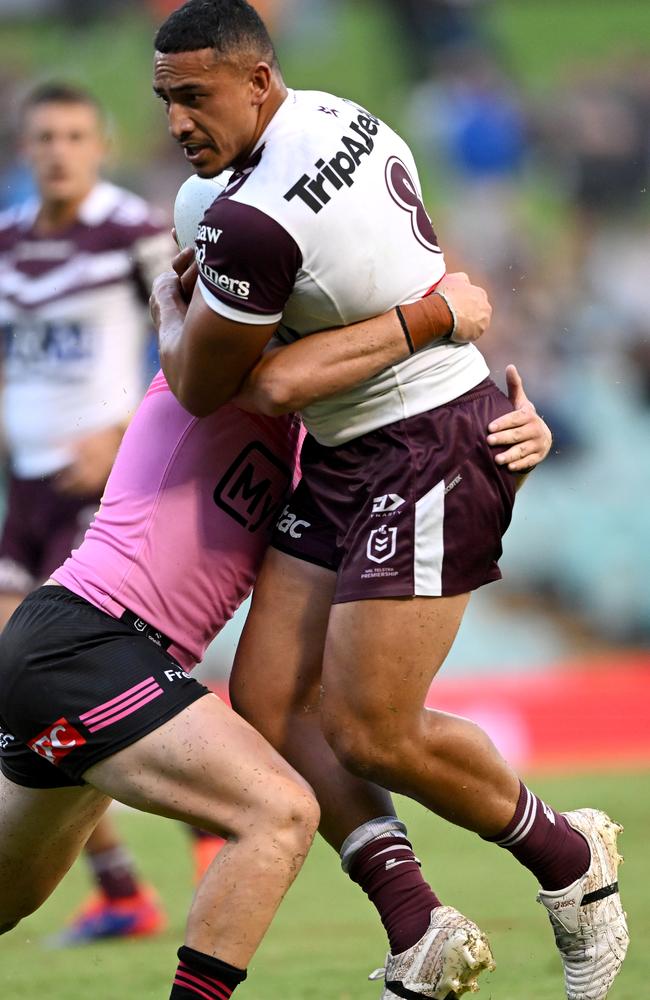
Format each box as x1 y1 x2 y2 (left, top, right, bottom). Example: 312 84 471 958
54 371 301 669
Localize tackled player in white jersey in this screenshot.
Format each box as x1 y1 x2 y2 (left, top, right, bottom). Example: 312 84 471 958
150 3 628 1000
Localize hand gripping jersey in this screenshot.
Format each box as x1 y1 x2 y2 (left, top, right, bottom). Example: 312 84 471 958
195 89 489 445
0 182 174 477
53 372 301 670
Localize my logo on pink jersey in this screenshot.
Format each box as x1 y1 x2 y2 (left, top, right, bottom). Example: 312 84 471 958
28 718 86 763
214 441 291 533
367 526 398 564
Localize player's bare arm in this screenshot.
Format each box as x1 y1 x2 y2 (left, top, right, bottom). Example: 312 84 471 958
488 364 553 477
55 424 127 496
234 272 492 415
151 268 279 416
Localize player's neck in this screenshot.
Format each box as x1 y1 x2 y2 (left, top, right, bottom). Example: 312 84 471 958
35 192 90 234
233 78 288 169
261 78 289 129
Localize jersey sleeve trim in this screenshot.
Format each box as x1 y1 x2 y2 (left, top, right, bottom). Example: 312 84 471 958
198 279 283 326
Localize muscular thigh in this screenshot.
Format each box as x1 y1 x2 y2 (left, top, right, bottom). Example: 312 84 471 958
322 593 469 731
0 771 109 918
87 693 312 837
230 547 336 748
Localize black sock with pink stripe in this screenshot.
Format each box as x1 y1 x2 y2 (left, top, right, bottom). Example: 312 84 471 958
170 946 246 999
484 781 591 891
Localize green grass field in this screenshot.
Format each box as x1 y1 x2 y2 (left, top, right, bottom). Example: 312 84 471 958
1 770 646 999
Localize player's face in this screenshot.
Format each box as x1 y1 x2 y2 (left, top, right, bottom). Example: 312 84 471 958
154 48 269 177
22 102 107 205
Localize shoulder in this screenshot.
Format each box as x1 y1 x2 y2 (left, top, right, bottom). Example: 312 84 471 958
85 183 169 245
197 196 302 320
0 202 34 251
199 196 302 288
202 195 299 256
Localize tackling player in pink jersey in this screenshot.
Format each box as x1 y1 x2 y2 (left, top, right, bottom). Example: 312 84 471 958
0 229 550 996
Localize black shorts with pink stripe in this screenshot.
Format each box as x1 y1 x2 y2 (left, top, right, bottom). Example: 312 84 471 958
0 586 209 788
271 379 518 603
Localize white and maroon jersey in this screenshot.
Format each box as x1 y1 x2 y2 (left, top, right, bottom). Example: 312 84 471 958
53 371 302 670
196 89 489 446
0 182 174 477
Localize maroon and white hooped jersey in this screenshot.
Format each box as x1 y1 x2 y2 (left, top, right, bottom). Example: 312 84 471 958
0 182 174 477
196 89 489 446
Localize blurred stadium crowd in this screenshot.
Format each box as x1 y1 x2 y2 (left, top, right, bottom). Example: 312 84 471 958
1 0 648 667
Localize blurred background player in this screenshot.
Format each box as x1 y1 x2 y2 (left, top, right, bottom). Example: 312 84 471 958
0 80 222 946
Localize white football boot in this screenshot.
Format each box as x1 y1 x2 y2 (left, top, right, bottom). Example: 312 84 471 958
368 905 495 999
537 809 628 1000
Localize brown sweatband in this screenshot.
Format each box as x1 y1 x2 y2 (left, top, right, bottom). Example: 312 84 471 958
398 293 455 352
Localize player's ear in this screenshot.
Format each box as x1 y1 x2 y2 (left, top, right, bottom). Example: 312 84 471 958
250 62 273 105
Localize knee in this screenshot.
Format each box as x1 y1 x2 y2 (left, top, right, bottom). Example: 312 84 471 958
322 712 403 788
271 774 321 852
236 772 319 868
0 893 41 935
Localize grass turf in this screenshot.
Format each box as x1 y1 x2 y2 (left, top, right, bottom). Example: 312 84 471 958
0 770 646 999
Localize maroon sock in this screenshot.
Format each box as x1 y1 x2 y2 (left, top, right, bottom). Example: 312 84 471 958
88 846 140 901
348 834 441 954
170 946 246 999
485 782 591 891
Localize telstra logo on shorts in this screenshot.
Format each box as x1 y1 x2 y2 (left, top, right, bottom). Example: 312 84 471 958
28 718 86 763
372 493 405 514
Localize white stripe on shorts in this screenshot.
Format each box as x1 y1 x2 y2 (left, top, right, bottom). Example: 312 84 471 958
414 479 445 596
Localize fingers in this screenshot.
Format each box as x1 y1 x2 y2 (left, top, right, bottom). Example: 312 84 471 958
488 406 534 437
493 440 542 470
505 363 522 403
488 409 553 471
179 260 198 300
53 466 86 496
172 246 195 277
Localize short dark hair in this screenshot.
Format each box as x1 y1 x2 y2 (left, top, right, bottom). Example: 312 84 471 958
23 81 105 123
154 0 276 66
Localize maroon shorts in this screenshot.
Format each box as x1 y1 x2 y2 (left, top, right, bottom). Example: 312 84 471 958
0 473 100 594
271 379 518 603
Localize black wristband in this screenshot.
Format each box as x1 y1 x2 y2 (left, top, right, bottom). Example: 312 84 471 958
395 306 415 354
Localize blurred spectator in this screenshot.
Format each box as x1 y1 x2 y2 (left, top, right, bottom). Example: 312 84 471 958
385 0 491 79
0 81 172 621
410 44 529 277
0 81 175 940
59 0 129 24
0 67 35 211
